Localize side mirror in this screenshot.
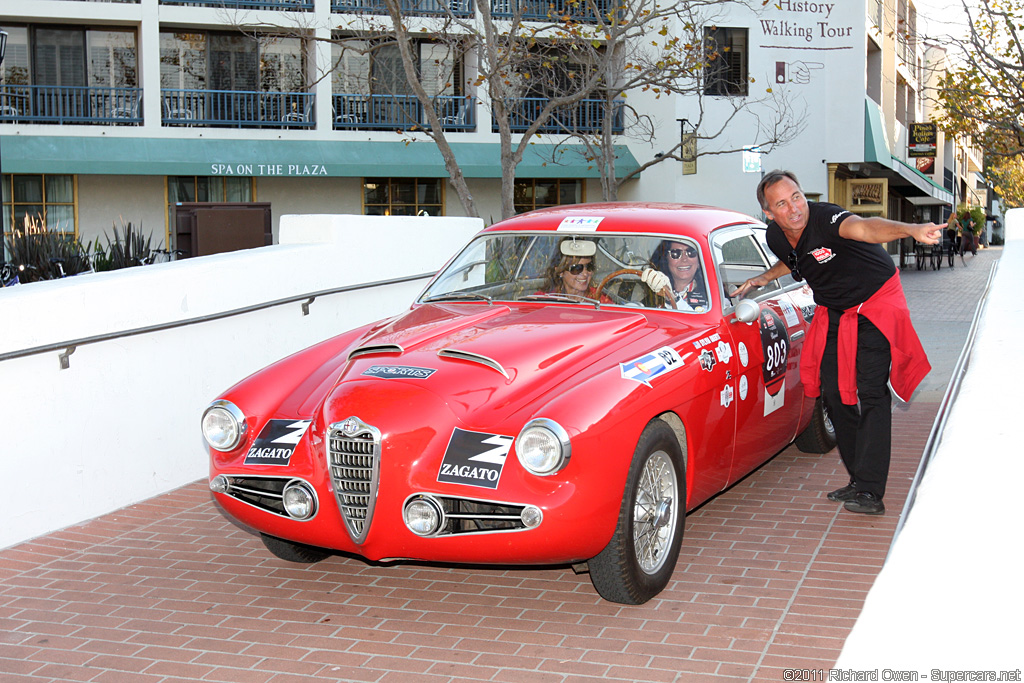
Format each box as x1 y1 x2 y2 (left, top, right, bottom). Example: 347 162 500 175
734 298 760 323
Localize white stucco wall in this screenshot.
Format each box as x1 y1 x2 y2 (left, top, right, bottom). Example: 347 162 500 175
0 214 482 550
667 1 867 216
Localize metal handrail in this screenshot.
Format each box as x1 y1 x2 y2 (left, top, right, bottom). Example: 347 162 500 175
332 93 476 131
330 0 473 17
887 260 1000 562
161 89 315 129
0 271 435 367
0 85 143 125
497 97 625 134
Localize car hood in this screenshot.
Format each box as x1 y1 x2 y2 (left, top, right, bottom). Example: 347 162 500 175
331 302 661 423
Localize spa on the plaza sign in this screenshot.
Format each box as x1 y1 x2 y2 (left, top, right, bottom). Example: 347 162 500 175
210 163 329 176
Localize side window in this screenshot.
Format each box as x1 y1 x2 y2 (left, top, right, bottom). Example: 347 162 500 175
712 228 778 307
751 227 802 289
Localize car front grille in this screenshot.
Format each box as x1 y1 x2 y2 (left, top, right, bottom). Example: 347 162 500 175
327 417 381 544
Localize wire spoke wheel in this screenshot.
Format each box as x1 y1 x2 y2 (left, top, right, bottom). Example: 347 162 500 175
632 450 678 574
588 420 686 604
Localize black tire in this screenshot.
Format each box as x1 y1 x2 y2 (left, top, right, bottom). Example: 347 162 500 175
588 420 685 605
794 398 837 453
260 533 331 563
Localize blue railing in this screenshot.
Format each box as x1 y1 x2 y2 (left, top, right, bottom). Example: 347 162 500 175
491 0 616 22
0 85 143 125
331 0 473 17
332 94 475 131
160 0 313 9
499 97 624 133
162 90 315 128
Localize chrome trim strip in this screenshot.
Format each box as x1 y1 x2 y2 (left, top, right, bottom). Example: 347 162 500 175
791 330 805 340
400 492 538 537
214 475 319 522
347 344 405 361
437 348 510 379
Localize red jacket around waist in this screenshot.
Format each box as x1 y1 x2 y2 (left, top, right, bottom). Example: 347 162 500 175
800 271 930 404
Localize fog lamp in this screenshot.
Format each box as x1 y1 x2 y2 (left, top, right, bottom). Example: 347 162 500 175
404 496 443 536
282 481 317 520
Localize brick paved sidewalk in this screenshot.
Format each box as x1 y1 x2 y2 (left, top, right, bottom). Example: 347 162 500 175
0 248 1001 683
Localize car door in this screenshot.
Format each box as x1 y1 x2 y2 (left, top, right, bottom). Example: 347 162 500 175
710 225 809 484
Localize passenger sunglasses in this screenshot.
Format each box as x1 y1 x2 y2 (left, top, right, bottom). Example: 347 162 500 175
668 246 698 259
566 262 595 274
788 249 803 281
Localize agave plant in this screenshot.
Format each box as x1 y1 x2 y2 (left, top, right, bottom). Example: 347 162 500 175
96 219 157 271
3 214 92 282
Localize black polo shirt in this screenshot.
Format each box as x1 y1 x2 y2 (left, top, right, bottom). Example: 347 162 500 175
766 202 896 310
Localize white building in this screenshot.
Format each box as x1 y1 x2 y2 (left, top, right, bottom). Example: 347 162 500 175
1 0 959 256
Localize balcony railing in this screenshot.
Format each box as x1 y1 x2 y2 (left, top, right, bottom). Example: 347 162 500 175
0 85 143 125
491 0 617 22
162 89 315 128
331 0 473 17
332 94 476 131
499 97 624 133
160 0 313 9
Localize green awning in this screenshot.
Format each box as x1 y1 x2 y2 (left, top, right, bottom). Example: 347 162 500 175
864 99 891 165
0 136 640 179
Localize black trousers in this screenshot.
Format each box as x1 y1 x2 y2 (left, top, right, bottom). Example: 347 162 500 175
819 311 893 498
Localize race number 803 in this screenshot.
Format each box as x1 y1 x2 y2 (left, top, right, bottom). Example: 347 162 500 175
783 670 826 681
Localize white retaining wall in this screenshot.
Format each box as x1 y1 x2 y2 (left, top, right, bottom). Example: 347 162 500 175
0 214 482 550
835 209 1023 671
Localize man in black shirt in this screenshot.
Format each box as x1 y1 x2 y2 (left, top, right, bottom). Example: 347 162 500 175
732 170 941 515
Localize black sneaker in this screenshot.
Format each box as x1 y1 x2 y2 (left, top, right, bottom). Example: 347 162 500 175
844 492 885 515
827 483 858 502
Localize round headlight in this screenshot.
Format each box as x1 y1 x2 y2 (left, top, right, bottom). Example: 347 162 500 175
516 418 571 476
403 496 443 536
201 400 247 452
282 481 317 520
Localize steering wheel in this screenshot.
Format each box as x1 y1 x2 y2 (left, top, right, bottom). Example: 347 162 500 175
596 269 677 310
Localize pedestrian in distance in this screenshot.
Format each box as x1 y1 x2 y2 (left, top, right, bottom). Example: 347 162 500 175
732 170 940 515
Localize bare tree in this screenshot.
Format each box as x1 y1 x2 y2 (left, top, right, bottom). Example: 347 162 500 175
526 0 805 200
229 0 804 217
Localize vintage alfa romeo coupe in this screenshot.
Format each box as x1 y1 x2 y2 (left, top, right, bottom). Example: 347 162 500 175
202 203 834 604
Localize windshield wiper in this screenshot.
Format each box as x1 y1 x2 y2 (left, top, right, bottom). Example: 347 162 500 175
422 292 493 304
519 293 602 308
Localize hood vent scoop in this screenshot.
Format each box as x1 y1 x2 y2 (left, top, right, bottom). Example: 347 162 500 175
438 348 510 380
348 344 404 361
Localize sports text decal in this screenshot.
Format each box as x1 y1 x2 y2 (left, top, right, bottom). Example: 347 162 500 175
437 428 514 489
361 365 437 380
244 419 313 466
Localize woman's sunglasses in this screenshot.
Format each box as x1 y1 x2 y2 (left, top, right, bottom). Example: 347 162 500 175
668 247 698 259
566 262 595 275
788 249 803 281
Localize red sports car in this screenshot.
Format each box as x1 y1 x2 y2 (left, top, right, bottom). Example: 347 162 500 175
202 203 834 604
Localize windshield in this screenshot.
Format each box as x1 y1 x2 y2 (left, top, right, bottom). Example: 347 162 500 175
420 232 710 313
